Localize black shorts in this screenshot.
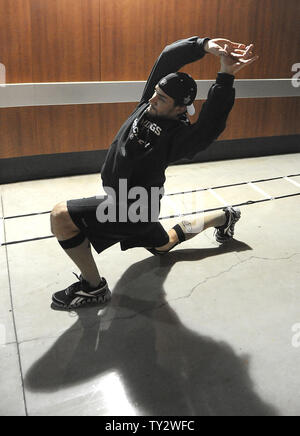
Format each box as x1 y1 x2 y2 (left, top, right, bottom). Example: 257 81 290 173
67 196 169 254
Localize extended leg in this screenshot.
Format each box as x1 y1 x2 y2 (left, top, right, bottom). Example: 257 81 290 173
152 207 241 255
154 210 227 252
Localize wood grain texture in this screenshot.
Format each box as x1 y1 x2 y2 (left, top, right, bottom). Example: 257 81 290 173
0 0 100 83
0 0 33 83
30 0 100 82
100 0 300 80
0 103 137 158
1 98 299 159
0 0 299 159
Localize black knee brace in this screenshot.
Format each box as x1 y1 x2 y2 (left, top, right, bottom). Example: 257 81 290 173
172 224 186 242
58 232 86 249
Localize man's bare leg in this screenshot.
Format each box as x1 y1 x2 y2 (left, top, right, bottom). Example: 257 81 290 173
155 210 227 252
50 201 102 287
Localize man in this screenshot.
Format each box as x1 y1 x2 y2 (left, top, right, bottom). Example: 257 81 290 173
50 36 258 310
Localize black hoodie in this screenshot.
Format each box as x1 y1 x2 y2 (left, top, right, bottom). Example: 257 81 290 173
101 36 235 204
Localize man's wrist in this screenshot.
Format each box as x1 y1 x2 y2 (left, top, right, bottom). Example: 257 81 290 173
204 39 210 53
217 72 235 86
219 68 235 76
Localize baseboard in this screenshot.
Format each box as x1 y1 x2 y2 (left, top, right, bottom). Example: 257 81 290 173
0 135 299 184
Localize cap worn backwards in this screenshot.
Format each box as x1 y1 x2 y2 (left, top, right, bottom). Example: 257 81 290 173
158 72 197 116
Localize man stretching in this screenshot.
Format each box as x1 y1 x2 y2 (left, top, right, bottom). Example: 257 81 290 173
50 36 258 310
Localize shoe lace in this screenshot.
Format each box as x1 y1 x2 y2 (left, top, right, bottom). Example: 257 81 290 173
65 272 82 296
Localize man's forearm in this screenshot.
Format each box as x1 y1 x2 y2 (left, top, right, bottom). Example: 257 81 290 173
140 36 210 104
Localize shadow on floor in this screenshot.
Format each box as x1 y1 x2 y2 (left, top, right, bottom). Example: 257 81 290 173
25 240 278 416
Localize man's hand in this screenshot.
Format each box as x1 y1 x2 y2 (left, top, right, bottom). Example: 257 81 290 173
204 38 248 58
219 43 259 75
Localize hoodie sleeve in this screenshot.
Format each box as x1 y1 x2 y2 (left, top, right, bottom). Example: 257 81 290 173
166 72 235 164
140 36 211 104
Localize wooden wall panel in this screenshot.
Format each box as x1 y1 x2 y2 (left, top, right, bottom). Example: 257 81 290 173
214 97 300 140
0 0 299 160
0 107 36 158
30 0 100 82
0 0 33 83
0 0 101 83
100 0 300 80
1 97 299 159
0 103 138 158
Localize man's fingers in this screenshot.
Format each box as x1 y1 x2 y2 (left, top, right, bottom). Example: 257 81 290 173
241 55 259 67
246 55 259 63
232 44 254 53
230 44 255 61
231 42 247 48
232 49 247 54
245 44 254 54
230 51 246 58
220 43 230 56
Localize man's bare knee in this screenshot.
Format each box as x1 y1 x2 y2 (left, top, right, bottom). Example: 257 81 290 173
50 201 80 237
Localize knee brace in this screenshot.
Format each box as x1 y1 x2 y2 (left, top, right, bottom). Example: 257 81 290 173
58 232 86 249
179 217 204 235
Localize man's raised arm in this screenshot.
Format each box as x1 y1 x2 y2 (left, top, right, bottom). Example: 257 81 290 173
140 36 210 104
139 36 252 104
166 43 259 163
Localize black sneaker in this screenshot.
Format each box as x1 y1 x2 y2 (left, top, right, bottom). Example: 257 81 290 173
214 207 241 243
51 273 111 310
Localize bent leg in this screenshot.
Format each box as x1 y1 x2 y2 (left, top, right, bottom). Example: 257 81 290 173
51 201 102 287
50 201 81 240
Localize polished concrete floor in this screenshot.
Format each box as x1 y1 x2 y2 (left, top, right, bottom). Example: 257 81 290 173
1 152 300 416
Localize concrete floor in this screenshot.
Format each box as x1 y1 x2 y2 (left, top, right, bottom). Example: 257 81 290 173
0 152 300 416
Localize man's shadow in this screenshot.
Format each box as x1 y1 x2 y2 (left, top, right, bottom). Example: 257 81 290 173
25 240 278 416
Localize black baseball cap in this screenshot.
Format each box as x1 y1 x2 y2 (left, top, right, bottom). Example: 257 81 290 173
158 72 197 115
